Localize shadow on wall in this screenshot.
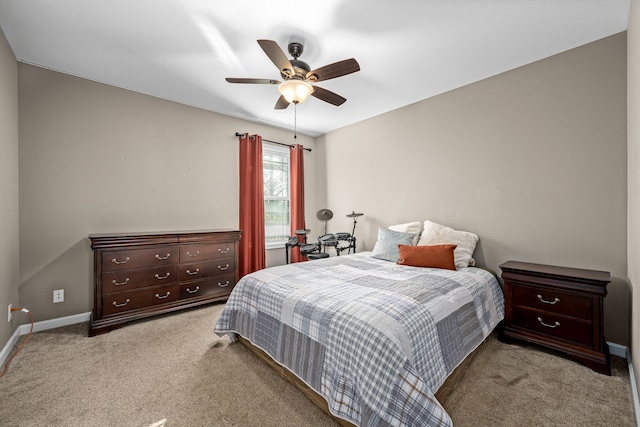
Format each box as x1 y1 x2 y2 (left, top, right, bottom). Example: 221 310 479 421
607 277 631 346
471 240 487 269
19 239 93 323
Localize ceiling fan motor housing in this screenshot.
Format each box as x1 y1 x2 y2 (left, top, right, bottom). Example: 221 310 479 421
284 60 310 79
281 43 311 80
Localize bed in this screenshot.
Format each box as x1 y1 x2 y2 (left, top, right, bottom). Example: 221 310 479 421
214 244 504 426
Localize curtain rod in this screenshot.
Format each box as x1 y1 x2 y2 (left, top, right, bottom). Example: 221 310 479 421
234 132 312 152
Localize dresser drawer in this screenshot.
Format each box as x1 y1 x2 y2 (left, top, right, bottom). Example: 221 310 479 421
179 274 236 299
511 283 592 320
179 258 235 282
511 306 593 347
102 284 179 316
102 246 178 272
102 265 178 293
180 243 235 262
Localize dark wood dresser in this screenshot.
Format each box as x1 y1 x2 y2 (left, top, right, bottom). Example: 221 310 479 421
499 260 611 375
89 229 241 336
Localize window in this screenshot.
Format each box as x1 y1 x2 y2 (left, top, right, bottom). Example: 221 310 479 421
263 144 290 248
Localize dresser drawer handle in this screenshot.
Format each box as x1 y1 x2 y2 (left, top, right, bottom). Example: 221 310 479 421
186 268 200 276
218 280 230 288
155 273 171 280
537 317 560 329
112 278 130 286
187 250 200 257
537 294 560 305
155 292 171 299
112 299 130 308
218 247 230 254
218 264 230 271
155 253 171 260
111 257 130 265
186 286 200 294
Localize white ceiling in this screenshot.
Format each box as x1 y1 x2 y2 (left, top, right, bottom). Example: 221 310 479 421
0 0 631 137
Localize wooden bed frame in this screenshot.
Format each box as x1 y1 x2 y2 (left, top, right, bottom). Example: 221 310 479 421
238 334 489 426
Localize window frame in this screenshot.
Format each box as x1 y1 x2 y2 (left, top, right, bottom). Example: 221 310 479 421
262 143 291 249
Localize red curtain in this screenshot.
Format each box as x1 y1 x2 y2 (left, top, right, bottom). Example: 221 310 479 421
290 144 306 263
239 133 266 276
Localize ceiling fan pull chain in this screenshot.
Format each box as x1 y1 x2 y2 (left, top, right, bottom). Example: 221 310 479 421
294 103 297 140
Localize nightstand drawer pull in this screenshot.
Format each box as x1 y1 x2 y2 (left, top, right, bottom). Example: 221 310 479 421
218 247 230 254
186 286 200 294
155 292 171 299
155 253 171 260
112 299 130 308
537 317 560 329
112 257 130 265
187 250 200 257
536 294 560 305
186 268 200 276
155 273 171 280
218 280 230 288
218 264 230 271
112 278 130 286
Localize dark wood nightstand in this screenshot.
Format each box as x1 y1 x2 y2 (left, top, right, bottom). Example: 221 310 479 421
499 260 611 375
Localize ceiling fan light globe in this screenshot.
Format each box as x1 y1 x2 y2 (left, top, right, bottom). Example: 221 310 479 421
278 80 313 104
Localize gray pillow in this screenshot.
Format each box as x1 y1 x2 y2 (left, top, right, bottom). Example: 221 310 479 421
370 227 418 262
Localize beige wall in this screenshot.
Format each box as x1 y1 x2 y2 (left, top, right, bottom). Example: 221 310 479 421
0 29 20 345
628 0 640 398
17 64 317 322
320 33 629 345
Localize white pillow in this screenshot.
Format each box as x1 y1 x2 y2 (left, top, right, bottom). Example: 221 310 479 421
388 221 422 245
417 220 478 268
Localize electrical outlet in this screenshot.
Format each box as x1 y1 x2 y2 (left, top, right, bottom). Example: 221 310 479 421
8 303 12 322
53 289 64 303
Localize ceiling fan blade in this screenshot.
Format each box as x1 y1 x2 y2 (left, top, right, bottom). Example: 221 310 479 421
225 78 280 84
257 40 294 77
274 95 290 110
311 86 347 106
306 58 360 82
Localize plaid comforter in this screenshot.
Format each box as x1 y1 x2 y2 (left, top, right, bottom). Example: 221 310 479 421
214 252 504 426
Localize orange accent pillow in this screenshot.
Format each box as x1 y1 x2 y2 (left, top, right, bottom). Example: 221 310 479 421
397 244 458 270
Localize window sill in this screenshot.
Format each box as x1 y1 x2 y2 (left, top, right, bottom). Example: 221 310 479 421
266 243 286 250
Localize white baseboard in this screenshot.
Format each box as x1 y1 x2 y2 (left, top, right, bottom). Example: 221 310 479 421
0 326 23 368
0 311 91 367
608 341 628 358
625 346 640 427
608 341 640 427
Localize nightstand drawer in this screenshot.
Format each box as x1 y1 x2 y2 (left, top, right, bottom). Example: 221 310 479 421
512 306 592 347
512 284 592 319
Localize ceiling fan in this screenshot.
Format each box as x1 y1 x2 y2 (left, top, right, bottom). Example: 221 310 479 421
226 40 360 109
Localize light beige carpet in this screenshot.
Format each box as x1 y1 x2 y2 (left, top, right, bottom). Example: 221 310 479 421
0 303 635 426
440 335 635 426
